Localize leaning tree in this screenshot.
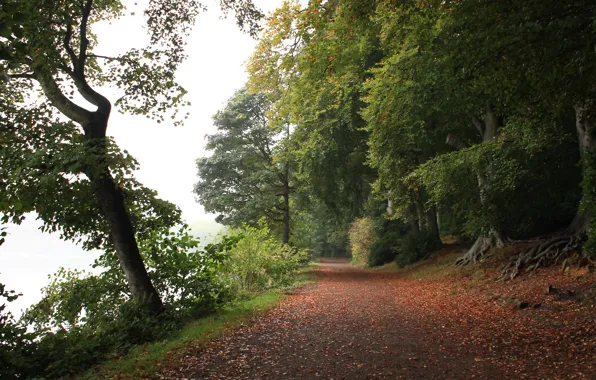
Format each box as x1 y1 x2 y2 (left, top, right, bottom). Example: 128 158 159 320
0 0 262 312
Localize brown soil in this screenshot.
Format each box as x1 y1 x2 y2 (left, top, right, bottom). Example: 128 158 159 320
162 257 596 379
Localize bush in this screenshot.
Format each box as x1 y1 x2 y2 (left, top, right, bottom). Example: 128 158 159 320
394 231 442 268
0 284 37 378
13 224 235 378
348 217 375 266
368 231 399 267
2 223 309 378
224 223 309 294
141 227 239 316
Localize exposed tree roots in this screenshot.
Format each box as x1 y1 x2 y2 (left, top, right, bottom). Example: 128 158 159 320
500 234 590 280
455 230 506 267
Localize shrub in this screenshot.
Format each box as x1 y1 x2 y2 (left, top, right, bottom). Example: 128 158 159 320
141 226 239 316
394 231 442 268
224 223 308 294
348 217 375 266
368 231 399 267
0 284 37 378
3 223 309 377
15 224 235 377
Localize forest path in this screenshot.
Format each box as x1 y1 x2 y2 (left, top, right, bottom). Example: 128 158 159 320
162 258 595 379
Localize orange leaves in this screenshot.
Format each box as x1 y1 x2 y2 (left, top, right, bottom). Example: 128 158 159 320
161 259 596 379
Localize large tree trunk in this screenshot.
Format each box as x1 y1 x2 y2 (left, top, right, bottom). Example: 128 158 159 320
282 192 290 245
500 101 596 279
457 104 508 266
425 205 441 244
415 200 425 231
91 172 164 313
85 128 163 314
569 100 596 235
457 229 506 266
33 45 163 313
407 203 420 234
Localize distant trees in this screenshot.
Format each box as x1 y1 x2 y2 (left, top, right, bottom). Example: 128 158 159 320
194 88 293 243
216 0 596 272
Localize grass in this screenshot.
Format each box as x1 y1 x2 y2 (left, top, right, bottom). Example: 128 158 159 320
79 291 284 379
80 264 318 379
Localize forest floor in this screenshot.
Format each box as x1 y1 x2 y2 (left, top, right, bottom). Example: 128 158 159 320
161 248 596 379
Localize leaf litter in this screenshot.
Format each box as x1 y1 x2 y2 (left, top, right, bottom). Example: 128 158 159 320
161 258 596 379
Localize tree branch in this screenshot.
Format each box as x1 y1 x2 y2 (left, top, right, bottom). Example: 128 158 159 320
78 0 93 75
87 54 135 63
63 23 78 72
33 68 92 125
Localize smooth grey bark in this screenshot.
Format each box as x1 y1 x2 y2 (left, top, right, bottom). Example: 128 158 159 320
500 101 595 279
425 204 441 243
568 100 596 235
456 104 508 266
407 203 420 234
416 202 425 231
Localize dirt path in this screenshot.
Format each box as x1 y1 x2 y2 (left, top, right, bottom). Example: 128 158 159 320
163 259 595 379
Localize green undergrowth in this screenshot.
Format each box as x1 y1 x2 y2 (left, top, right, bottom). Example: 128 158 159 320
79 291 283 379
368 244 488 281
80 264 317 379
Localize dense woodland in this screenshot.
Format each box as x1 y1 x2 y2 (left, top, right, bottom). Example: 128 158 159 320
200 0 596 275
1 0 595 377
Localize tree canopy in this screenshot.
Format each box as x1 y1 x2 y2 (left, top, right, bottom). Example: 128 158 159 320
194 88 293 242
0 0 264 311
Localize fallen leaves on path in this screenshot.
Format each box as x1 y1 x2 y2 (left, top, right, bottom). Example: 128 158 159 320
161 258 596 379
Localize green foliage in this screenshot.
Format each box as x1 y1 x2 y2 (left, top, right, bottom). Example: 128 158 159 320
248 0 377 222
194 88 291 234
395 231 442 268
141 227 237 315
290 190 351 258
0 283 36 378
368 231 399 267
224 222 309 294
582 152 596 257
83 291 283 379
7 225 235 377
414 124 581 239
348 217 375 267
1 222 308 377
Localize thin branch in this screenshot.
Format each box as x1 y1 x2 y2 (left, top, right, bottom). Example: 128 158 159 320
87 54 135 63
78 0 93 75
8 73 36 80
63 23 78 72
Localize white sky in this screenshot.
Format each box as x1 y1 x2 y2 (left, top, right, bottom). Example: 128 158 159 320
0 0 282 315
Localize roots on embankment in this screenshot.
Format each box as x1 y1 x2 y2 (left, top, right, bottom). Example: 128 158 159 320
455 220 593 280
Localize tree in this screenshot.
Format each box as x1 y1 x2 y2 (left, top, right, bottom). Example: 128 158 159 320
0 0 263 312
194 88 293 243
363 1 448 245
435 0 596 276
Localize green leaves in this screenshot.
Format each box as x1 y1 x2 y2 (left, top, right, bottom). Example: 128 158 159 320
194 88 290 230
